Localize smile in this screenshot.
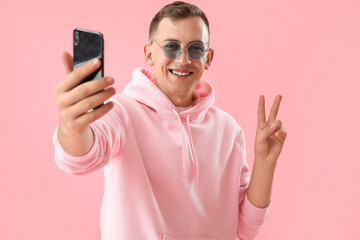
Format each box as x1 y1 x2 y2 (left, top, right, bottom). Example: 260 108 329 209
169 69 193 76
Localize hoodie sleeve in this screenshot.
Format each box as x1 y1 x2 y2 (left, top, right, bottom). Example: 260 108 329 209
237 129 270 240
53 97 130 175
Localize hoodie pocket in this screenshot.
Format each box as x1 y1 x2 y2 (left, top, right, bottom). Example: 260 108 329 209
161 233 218 240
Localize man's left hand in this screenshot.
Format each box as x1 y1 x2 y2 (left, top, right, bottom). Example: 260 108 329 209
254 95 287 166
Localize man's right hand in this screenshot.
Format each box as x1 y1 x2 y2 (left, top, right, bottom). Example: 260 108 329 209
55 51 116 156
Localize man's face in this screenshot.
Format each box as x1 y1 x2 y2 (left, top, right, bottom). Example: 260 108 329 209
144 16 214 107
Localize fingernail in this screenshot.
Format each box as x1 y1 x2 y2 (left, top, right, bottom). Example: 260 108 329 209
106 77 114 84
92 59 100 66
282 128 287 133
270 123 276 129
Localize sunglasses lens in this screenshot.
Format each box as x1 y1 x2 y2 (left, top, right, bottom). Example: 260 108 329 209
188 42 205 59
162 41 206 59
164 42 182 58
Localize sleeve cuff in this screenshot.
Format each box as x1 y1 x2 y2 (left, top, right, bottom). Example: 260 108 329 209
240 193 270 224
53 125 99 164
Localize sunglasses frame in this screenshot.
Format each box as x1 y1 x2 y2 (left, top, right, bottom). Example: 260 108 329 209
151 39 209 61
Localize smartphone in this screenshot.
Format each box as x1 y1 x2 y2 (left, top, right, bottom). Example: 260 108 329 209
73 28 104 84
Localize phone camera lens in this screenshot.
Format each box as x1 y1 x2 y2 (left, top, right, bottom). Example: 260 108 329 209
74 31 79 46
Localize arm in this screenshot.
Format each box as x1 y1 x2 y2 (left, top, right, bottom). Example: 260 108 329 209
237 95 287 240
53 52 126 175
237 130 269 240
247 95 287 208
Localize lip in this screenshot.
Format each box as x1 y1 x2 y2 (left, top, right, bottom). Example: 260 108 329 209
168 69 194 78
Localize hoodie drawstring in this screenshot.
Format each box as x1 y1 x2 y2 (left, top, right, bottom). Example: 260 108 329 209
172 108 189 176
171 108 199 185
185 114 199 185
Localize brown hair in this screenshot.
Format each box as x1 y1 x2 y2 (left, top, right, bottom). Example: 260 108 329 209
149 1 210 42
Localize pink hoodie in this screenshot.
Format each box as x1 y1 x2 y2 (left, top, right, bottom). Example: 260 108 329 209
53 68 269 240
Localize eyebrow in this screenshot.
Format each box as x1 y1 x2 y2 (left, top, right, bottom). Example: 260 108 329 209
162 38 205 45
162 38 179 42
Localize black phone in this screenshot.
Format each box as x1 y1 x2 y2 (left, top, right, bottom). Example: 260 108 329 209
73 28 104 84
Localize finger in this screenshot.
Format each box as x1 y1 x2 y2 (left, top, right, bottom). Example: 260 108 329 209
268 128 287 160
268 94 282 123
275 128 287 143
61 51 73 75
60 77 115 108
61 58 102 92
257 95 266 128
67 87 116 119
258 119 282 141
75 101 115 127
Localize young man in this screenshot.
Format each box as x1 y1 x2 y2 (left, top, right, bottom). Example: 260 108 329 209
54 1 287 239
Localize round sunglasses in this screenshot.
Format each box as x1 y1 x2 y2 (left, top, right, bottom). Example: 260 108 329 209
152 39 209 60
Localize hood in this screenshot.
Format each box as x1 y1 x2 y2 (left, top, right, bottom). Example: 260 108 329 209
123 68 215 120
123 68 215 185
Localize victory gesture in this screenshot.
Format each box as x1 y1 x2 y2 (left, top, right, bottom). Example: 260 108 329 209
247 95 287 208
254 95 287 165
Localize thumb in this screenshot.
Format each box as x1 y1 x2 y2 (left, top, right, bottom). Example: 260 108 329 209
261 120 282 140
61 51 73 75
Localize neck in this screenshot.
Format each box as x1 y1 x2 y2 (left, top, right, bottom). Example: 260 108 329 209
155 82 194 107
168 94 193 107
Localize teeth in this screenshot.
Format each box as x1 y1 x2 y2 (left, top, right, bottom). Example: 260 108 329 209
171 70 190 76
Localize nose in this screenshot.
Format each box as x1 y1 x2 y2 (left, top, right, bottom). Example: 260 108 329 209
175 49 191 64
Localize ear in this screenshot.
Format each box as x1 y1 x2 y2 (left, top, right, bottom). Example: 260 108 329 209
144 44 154 66
205 48 214 70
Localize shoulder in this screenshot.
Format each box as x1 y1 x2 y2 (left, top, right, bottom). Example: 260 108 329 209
209 106 242 126
110 93 137 105
109 94 142 112
99 94 142 125
107 93 157 121
206 106 244 137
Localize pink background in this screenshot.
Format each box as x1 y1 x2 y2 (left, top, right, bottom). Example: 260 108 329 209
1 0 359 239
